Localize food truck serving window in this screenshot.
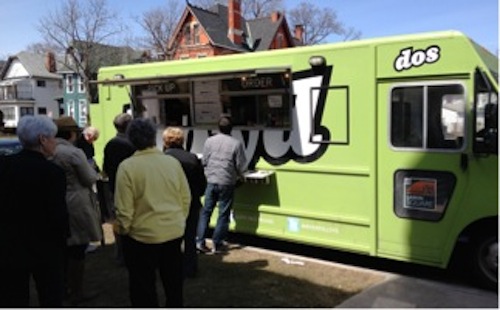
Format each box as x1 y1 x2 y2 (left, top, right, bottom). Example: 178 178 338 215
219 73 292 128
126 68 292 129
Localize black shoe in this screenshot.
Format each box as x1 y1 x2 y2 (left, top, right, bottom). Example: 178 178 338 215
212 244 229 254
196 244 211 254
184 270 198 279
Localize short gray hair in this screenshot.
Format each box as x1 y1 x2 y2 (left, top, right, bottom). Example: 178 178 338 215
17 115 58 149
113 113 133 133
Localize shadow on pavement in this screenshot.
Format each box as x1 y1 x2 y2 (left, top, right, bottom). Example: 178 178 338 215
29 243 368 307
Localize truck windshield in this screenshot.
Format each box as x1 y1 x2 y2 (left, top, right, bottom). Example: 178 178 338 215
471 40 498 85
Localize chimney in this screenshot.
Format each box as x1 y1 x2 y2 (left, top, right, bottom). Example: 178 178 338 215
228 0 242 45
271 12 280 22
45 51 57 73
294 25 304 44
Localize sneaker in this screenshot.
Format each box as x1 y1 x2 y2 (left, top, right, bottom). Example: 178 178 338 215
212 243 229 254
196 244 211 254
85 243 100 254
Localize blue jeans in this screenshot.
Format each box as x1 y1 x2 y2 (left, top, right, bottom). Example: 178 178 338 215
196 183 235 248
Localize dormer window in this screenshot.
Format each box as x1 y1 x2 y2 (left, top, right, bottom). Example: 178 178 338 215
183 25 191 45
193 24 200 44
66 75 74 93
276 33 284 49
78 76 85 93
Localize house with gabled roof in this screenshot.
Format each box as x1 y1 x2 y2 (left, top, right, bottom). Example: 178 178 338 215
167 0 304 60
0 52 62 128
61 41 143 127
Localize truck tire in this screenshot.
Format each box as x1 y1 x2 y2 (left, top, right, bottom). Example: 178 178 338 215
470 232 498 290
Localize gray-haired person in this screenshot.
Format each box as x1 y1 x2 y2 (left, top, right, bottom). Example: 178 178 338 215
0 115 69 307
103 113 136 265
114 118 190 307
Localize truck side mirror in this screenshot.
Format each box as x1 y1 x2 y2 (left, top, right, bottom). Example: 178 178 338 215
484 103 498 152
485 103 497 129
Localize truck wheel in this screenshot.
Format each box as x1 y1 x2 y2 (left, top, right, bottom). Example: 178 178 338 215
471 233 498 290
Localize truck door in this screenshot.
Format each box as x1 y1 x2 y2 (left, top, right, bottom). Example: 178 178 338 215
376 80 468 266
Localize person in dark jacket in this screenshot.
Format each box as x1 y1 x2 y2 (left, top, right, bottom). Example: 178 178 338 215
0 115 68 307
76 126 100 172
103 113 136 264
103 113 136 193
163 127 207 278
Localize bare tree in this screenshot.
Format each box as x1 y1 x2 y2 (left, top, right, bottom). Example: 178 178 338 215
242 0 283 19
342 26 362 41
190 0 282 19
189 0 220 9
135 0 183 60
288 1 361 45
36 0 127 104
25 42 63 55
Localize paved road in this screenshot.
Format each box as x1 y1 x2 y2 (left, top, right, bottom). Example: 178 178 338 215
245 243 498 308
337 273 498 308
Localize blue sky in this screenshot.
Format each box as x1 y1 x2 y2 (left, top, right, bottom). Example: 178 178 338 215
0 0 498 58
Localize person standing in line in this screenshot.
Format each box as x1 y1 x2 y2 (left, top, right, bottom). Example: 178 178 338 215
114 118 191 307
196 116 247 254
0 115 69 307
163 127 207 278
0 109 4 134
52 116 103 305
103 113 136 265
75 125 101 253
76 126 100 172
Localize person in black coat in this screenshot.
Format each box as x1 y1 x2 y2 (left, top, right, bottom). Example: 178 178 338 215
163 127 207 278
103 113 136 264
103 113 136 194
0 115 68 307
76 126 100 172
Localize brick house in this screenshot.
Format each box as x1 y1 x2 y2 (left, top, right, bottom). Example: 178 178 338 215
167 0 304 60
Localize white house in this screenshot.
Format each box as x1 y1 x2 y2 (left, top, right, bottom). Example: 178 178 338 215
0 52 62 128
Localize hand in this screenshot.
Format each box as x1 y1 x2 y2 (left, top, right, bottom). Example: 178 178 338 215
111 220 120 234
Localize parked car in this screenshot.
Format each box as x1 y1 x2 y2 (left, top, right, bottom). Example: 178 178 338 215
0 136 22 156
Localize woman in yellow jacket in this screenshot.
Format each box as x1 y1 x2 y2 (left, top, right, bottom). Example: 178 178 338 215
114 118 190 307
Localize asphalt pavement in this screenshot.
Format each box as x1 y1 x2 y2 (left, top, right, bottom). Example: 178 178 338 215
234 235 498 308
336 274 498 308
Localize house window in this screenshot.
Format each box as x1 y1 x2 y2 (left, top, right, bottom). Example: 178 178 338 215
66 75 74 93
38 107 47 115
78 76 85 93
183 24 191 45
390 83 465 150
276 33 284 48
20 107 34 117
1 107 15 121
68 100 75 118
36 80 46 87
79 99 87 125
193 24 200 44
197 53 207 58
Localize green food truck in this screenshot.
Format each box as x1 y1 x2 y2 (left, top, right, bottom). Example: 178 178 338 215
91 30 498 288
